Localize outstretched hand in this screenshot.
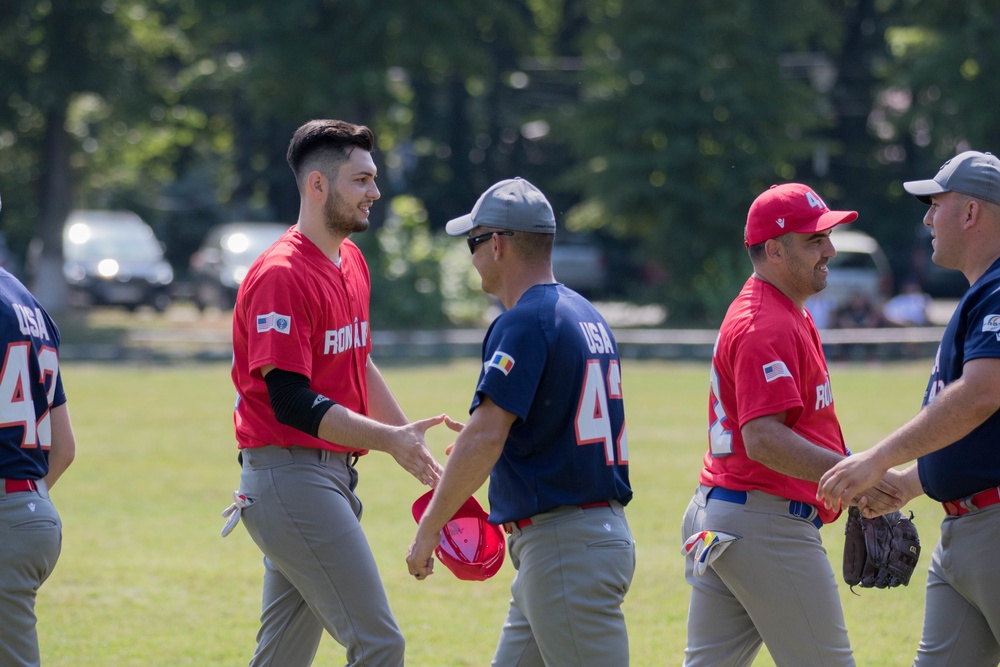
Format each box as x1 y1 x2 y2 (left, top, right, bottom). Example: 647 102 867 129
443 415 464 455
391 415 447 487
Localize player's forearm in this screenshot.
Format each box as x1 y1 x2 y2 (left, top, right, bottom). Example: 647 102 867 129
742 417 844 482
871 367 1000 469
896 464 925 503
43 405 76 489
365 357 408 427
417 422 505 536
316 403 399 452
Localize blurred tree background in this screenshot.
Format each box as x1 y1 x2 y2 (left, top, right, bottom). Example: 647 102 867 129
0 0 996 326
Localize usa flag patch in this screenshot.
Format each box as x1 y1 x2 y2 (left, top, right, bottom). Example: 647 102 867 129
257 312 291 334
485 351 515 376
762 360 791 382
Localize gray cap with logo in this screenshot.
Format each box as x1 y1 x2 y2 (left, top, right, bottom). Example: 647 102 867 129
445 177 556 236
904 150 1000 206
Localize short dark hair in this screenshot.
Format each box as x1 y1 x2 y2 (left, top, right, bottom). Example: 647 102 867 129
747 240 767 262
479 226 554 262
286 119 376 183
747 234 792 263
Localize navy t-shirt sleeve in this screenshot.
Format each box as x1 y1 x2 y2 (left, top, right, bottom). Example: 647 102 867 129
473 308 548 423
962 288 1000 363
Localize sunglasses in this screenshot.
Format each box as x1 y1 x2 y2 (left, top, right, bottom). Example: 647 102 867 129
466 231 514 254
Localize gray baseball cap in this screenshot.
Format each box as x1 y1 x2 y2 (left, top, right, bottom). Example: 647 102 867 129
903 150 1000 206
445 177 556 236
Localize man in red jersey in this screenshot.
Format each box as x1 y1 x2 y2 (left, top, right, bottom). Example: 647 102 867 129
227 119 447 667
680 183 904 667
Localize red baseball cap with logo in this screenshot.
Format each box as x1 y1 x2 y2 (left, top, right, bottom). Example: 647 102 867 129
744 183 858 248
411 489 506 581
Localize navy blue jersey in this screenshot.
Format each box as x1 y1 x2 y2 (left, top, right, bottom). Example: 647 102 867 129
917 256 1000 501
0 269 65 480
470 284 632 524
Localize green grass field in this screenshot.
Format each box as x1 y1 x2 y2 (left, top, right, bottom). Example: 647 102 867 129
35 359 940 666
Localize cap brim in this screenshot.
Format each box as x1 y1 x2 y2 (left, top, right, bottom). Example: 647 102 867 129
903 178 946 205
809 209 858 233
445 214 475 236
412 489 489 523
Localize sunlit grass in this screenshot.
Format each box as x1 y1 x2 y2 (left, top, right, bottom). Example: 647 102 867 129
37 360 938 665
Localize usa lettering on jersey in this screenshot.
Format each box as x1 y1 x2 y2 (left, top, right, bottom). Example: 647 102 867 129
324 318 369 355
13 303 51 342
579 321 615 354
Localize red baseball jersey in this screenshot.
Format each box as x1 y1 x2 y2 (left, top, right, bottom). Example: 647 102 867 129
701 276 846 524
232 228 371 453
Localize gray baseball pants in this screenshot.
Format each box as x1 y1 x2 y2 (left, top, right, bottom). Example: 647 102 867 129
0 479 62 667
238 446 404 667
682 484 854 667
914 503 1000 666
491 501 635 667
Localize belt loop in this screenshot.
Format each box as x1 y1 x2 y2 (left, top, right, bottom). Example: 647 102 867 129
788 500 823 529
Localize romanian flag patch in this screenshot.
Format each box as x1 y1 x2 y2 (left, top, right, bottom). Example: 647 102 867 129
486 351 515 376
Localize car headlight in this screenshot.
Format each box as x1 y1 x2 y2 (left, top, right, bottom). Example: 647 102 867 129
97 259 120 278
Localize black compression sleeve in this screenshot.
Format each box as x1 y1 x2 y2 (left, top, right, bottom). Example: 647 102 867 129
263 368 336 438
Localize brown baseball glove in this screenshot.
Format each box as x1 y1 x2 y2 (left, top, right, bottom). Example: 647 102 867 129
843 505 921 591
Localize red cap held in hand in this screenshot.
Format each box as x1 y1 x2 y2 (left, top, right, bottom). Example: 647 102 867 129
411 489 506 581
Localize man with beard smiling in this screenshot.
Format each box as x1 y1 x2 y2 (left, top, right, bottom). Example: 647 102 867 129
680 183 904 666
227 119 448 667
